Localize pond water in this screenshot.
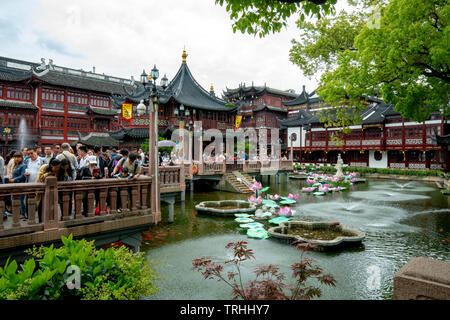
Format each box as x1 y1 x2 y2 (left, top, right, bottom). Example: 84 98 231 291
143 177 450 300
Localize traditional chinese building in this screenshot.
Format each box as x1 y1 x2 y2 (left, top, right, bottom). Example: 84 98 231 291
280 88 449 171
0 56 135 155
222 83 298 154
110 49 238 150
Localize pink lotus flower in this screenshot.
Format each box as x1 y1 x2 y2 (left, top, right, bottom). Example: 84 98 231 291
278 206 293 217
248 195 263 204
312 173 319 178
349 172 357 177
323 184 330 188
293 170 299 174
300 171 307 175
269 194 281 201
288 193 299 200
318 185 329 192
301 166 306 170
250 181 262 191
306 178 316 184
302 187 315 192
350 178 358 183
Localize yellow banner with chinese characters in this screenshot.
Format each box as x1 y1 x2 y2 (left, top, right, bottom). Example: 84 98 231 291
122 103 133 121
235 115 242 130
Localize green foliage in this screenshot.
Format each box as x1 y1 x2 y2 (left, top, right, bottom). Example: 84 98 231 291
294 163 444 177
316 0 450 123
290 10 366 76
0 234 159 300
215 0 338 38
141 137 173 155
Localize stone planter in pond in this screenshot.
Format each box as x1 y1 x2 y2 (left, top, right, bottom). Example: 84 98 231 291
195 200 257 216
268 221 365 249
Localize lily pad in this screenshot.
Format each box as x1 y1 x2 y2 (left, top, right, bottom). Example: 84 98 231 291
280 199 297 205
239 222 264 229
234 213 251 218
313 192 325 196
260 186 270 193
261 199 279 207
247 227 270 239
269 216 292 224
234 217 254 223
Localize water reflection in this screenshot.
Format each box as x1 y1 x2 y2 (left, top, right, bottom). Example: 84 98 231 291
145 178 449 300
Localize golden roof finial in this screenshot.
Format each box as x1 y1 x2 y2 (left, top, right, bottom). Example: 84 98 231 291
182 46 187 63
210 84 214 92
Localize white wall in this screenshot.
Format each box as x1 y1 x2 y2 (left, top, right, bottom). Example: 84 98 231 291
368 150 388 168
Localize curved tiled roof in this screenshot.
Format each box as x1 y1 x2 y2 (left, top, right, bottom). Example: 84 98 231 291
223 84 298 99
162 62 234 111
0 99 37 110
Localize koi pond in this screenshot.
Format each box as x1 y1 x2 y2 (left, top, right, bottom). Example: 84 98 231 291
143 177 450 300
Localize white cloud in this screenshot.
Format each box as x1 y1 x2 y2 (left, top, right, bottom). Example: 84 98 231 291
3 0 326 95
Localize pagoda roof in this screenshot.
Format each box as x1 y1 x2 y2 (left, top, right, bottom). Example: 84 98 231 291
112 59 235 113
282 86 323 107
279 109 317 127
162 61 234 111
223 84 298 99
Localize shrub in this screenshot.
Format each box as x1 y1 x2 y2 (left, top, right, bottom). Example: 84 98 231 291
0 234 159 300
192 241 336 300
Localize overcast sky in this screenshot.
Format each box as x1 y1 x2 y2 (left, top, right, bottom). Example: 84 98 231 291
1 0 350 97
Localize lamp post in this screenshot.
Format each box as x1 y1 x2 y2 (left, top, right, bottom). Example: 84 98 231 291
149 65 160 217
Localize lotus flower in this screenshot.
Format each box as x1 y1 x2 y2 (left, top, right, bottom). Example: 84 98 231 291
323 184 330 189
293 170 299 174
301 166 306 170
278 206 293 217
302 187 315 192
306 178 316 184
318 185 329 193
248 195 263 204
288 193 299 200
349 172 357 177
300 171 307 175
312 173 320 178
250 181 262 191
269 194 281 201
350 178 358 183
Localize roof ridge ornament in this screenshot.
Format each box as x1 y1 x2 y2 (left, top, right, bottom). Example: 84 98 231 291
182 47 188 63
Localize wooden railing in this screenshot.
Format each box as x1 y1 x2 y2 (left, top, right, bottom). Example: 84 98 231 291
203 161 226 174
243 160 261 173
0 176 156 250
141 165 185 193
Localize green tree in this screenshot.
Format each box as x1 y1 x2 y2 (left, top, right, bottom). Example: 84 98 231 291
294 0 450 123
215 0 338 37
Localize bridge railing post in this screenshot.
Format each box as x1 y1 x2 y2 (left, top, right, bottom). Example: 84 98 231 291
43 176 59 230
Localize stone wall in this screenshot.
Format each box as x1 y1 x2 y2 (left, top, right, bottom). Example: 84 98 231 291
394 257 450 300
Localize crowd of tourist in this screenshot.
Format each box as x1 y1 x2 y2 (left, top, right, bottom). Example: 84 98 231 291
0 142 289 222
0 143 148 221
